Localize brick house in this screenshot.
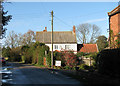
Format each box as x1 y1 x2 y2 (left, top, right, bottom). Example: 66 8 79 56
108 5 120 48
36 26 77 53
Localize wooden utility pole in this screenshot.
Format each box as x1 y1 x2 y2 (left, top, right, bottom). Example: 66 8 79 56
51 10 53 68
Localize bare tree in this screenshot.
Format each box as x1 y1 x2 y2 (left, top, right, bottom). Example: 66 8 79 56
22 30 35 45
76 23 100 44
16 33 24 47
89 24 100 43
76 23 90 43
4 30 35 48
5 31 17 48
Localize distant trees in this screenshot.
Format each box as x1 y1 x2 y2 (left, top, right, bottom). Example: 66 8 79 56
2 41 51 66
96 35 108 51
5 31 18 48
76 23 100 44
20 42 50 65
4 30 35 48
2 46 11 57
22 30 35 45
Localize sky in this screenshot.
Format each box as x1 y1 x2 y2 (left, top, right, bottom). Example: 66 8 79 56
2 1 119 44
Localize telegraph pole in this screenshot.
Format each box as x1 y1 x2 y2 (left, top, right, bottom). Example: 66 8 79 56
51 10 53 68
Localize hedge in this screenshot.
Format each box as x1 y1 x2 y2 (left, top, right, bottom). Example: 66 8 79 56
97 48 120 77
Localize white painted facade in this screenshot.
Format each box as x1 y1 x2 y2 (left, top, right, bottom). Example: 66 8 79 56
46 44 77 53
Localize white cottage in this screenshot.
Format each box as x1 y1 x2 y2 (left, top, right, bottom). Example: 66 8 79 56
36 26 77 53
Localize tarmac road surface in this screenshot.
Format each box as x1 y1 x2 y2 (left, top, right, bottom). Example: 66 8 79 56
3 62 82 85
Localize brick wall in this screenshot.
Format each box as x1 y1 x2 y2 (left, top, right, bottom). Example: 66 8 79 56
110 14 119 36
109 13 120 48
118 13 120 33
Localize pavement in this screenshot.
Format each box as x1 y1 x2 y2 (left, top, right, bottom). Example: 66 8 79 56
1 62 82 85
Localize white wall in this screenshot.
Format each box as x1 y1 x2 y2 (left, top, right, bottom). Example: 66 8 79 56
46 44 77 53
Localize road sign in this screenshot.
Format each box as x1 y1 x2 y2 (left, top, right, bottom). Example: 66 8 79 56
55 60 61 66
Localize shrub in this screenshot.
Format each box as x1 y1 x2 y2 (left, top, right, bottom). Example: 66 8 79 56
32 50 38 64
46 52 51 67
21 56 25 63
88 53 98 68
64 66 71 70
77 64 90 70
76 52 86 57
24 46 34 63
78 64 86 70
53 51 64 66
97 48 120 77
62 51 78 68
21 42 50 65
33 46 45 65
37 46 45 65
9 47 21 62
2 47 11 58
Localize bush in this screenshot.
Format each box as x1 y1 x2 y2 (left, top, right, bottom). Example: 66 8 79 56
21 42 50 65
46 52 51 67
9 47 21 62
24 46 34 63
97 48 120 77
64 66 71 70
76 52 86 57
89 53 98 68
21 56 25 63
61 51 78 68
37 46 45 65
78 64 86 70
53 51 65 66
2 47 11 58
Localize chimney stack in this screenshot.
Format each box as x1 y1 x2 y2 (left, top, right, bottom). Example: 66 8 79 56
73 25 76 33
43 27 47 32
45 27 47 32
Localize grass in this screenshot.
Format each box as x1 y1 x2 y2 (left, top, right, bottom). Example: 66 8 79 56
33 64 46 68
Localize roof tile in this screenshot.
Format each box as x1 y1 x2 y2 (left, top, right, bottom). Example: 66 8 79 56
36 31 77 44
79 44 98 53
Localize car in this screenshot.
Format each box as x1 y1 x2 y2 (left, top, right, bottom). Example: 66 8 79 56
0 57 6 65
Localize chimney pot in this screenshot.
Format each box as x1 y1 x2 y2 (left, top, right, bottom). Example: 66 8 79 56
73 25 75 33
43 27 47 32
45 27 47 32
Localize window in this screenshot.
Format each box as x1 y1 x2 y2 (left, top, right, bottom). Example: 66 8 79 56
54 45 58 49
65 45 71 50
59 45 63 50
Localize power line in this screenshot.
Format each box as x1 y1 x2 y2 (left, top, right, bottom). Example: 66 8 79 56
54 16 73 28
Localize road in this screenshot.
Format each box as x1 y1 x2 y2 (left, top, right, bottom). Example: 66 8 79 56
3 62 82 85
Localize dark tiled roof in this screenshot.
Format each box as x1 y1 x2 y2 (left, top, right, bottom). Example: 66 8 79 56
36 31 77 44
78 44 98 53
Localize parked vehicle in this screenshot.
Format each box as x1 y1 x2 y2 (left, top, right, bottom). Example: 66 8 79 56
0 57 6 65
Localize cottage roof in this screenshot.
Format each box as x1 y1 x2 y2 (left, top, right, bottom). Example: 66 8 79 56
78 44 98 53
36 31 77 44
108 5 120 16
